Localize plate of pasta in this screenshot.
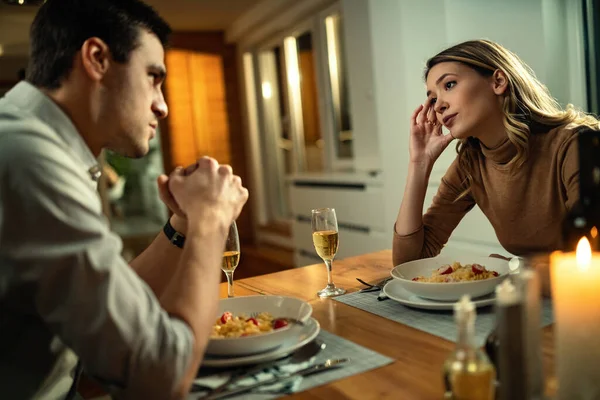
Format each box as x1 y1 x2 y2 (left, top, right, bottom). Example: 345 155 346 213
390 255 509 301
206 295 313 356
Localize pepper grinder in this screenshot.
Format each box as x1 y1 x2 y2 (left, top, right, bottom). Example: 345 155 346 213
495 271 544 400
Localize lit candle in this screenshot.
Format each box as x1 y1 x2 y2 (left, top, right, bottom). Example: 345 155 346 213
550 237 600 399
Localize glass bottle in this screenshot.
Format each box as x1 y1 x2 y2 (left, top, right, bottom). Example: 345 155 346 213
443 295 496 400
483 327 500 379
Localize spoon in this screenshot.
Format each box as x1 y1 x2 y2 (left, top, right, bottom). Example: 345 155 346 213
194 340 326 394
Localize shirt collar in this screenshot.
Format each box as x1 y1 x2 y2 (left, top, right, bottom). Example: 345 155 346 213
5 81 101 181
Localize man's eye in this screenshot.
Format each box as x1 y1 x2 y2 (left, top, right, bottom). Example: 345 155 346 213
445 81 456 90
149 72 162 83
431 98 437 104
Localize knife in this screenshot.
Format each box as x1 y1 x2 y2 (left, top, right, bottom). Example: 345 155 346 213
202 358 350 399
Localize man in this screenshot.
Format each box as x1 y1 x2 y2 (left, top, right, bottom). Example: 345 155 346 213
0 0 249 398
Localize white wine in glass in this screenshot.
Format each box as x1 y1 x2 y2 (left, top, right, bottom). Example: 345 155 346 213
311 208 346 298
222 221 240 298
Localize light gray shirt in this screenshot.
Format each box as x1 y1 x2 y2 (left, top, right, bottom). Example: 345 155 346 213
0 82 193 399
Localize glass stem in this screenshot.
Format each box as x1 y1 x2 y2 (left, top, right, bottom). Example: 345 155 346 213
324 259 334 286
225 271 235 298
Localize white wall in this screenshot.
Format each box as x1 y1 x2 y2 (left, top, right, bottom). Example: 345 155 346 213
541 0 588 109
341 0 587 257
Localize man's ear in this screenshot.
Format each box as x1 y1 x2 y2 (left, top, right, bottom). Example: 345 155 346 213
80 37 111 82
491 69 508 95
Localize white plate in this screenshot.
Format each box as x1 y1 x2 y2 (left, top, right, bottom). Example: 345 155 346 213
203 317 321 367
207 295 313 356
383 279 495 310
390 255 509 301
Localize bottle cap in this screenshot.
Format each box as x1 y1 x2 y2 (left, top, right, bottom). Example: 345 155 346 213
495 279 520 306
454 294 475 322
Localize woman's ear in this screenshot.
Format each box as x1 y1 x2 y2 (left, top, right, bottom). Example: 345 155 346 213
492 69 508 95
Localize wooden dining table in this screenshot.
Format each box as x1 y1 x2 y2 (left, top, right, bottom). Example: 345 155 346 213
225 249 557 400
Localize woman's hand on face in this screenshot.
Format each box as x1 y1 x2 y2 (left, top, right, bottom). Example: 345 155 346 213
409 99 455 166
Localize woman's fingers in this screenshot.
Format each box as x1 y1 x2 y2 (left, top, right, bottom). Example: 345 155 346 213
420 98 439 127
411 99 443 138
411 104 424 126
427 105 436 124
423 97 432 113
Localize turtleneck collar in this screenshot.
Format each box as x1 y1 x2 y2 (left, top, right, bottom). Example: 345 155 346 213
480 137 518 165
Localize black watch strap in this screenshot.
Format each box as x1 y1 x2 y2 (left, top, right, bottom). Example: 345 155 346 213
163 219 185 248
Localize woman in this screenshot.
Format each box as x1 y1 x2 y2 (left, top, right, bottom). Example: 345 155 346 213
393 39 599 266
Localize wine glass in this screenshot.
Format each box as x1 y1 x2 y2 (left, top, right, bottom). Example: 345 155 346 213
222 221 240 298
311 208 346 298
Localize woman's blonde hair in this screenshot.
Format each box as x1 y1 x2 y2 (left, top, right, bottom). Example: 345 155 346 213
425 39 600 197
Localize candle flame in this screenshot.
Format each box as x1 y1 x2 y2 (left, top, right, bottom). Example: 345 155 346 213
576 237 592 271
592 226 598 239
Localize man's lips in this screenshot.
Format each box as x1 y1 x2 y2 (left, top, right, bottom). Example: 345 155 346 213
149 124 157 138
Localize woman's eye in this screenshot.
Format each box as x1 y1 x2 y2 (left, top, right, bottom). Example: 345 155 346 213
430 98 437 104
445 81 457 90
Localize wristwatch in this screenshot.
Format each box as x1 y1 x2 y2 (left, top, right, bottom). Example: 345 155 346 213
163 218 186 248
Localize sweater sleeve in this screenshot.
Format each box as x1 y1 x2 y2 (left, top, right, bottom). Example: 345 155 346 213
559 128 580 212
392 158 476 266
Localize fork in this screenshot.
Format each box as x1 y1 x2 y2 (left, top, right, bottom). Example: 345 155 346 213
356 277 392 301
196 340 326 395
356 277 392 292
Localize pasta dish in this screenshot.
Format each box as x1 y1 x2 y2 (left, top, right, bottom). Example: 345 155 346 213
211 311 290 338
411 262 499 283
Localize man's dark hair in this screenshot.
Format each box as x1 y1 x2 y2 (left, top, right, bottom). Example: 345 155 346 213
27 0 171 89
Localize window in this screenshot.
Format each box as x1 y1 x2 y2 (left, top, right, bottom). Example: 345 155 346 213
257 44 294 220
324 12 353 160
242 8 353 226
253 29 327 222
296 32 325 172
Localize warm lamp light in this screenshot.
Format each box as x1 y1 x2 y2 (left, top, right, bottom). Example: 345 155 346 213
261 82 272 99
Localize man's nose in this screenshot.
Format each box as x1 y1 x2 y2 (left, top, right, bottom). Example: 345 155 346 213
153 91 168 119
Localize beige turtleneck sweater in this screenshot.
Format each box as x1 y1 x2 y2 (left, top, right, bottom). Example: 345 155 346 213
392 125 580 266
